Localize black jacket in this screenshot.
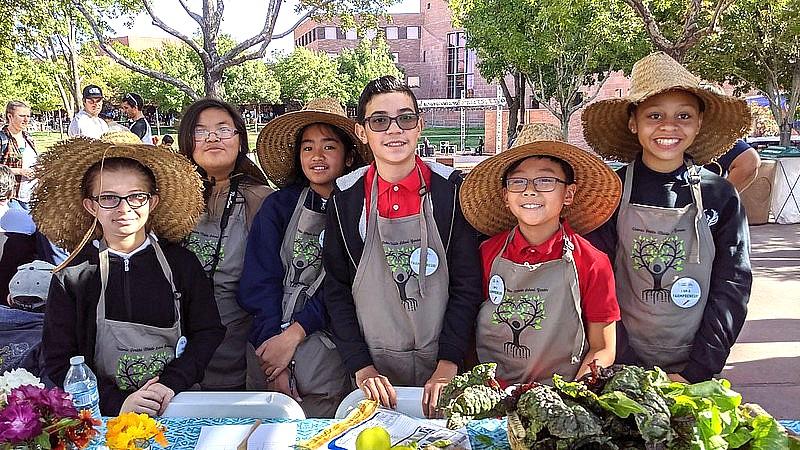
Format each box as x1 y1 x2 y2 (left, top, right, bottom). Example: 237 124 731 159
42 239 225 415
322 162 483 375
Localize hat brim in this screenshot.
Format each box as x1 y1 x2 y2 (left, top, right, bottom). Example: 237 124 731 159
30 137 205 251
582 87 751 164
256 110 371 187
460 141 622 236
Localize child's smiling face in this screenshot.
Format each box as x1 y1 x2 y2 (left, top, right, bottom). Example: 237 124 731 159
355 92 422 167
82 168 158 245
503 157 576 235
629 90 703 172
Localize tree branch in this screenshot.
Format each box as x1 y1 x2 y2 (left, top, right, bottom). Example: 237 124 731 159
623 0 674 52
140 0 210 66
72 0 201 100
177 0 204 27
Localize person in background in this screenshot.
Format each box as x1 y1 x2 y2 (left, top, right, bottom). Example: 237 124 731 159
121 93 154 145
99 107 129 133
0 101 37 210
0 260 55 376
0 165 37 305
178 98 273 391
160 135 175 151
68 85 109 139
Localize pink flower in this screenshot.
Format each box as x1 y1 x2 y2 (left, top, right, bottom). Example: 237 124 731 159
7 385 78 419
0 402 42 442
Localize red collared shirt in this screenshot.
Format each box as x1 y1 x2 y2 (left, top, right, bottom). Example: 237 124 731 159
479 223 620 323
364 156 433 218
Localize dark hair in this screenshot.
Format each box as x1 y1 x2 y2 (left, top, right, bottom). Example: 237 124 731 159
80 157 157 199
503 155 575 185
627 89 706 116
162 134 174 145
122 93 145 110
0 165 14 200
357 75 419 123
291 123 364 185
177 98 249 165
5 100 29 123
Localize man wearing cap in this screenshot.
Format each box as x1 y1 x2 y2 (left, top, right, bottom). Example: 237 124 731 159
121 93 154 144
0 260 54 375
68 85 109 139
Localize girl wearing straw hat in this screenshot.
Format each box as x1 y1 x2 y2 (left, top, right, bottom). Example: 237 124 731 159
461 123 622 384
35 134 225 416
582 52 753 383
177 99 273 391
238 98 369 417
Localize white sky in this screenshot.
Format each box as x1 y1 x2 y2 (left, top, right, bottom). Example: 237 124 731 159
114 0 419 58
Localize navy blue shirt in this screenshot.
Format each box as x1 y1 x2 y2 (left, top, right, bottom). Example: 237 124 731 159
238 183 328 347
704 139 752 177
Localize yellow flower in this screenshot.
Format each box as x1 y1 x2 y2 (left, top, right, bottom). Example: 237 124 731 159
105 412 169 449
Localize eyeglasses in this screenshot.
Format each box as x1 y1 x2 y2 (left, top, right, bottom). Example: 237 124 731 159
193 127 239 141
91 192 152 209
505 177 568 193
364 113 420 132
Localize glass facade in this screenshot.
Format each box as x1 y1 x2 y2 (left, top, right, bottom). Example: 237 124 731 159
446 32 475 99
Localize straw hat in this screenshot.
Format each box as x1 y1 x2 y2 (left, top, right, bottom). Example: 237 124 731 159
255 98 371 187
582 52 751 164
30 136 205 252
461 123 621 236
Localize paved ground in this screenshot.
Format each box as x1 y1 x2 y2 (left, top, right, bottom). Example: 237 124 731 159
720 223 800 419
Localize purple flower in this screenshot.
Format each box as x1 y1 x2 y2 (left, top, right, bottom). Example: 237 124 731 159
0 402 43 442
7 385 78 422
39 388 78 418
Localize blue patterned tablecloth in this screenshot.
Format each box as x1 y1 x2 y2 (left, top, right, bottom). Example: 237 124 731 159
87 417 799 449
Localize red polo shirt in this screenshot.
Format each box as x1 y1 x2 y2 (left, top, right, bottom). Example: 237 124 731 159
364 156 432 218
479 223 620 323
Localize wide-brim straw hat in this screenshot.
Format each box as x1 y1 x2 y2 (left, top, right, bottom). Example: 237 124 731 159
461 123 622 236
256 98 371 187
582 52 751 165
30 136 205 252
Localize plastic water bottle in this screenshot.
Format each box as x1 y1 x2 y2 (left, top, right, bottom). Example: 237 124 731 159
64 355 101 418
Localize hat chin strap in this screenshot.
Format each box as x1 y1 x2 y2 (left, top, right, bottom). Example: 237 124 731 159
53 219 97 273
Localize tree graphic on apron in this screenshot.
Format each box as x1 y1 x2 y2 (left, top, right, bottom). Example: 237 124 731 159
115 350 172 391
184 234 225 273
492 294 546 358
290 233 322 286
631 234 686 303
384 245 418 311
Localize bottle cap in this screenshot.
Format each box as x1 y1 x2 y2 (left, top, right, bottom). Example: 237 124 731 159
69 355 85 365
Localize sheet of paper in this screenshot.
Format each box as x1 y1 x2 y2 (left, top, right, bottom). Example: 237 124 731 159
195 425 254 450
327 408 471 450
247 422 297 450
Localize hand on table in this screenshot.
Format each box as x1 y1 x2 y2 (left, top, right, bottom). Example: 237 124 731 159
145 381 175 416
355 365 396 409
256 323 305 382
120 377 164 416
422 360 457 418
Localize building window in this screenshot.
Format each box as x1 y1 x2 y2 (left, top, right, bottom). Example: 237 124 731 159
408 76 420 88
324 27 337 40
426 2 431 8
345 28 357 40
406 26 419 39
446 31 475 99
365 28 377 40
386 26 398 40
392 52 400 62
615 88 624 97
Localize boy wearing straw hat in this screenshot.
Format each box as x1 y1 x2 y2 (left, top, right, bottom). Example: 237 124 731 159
35 135 225 415
323 76 483 417
239 98 370 417
582 52 753 383
461 123 622 384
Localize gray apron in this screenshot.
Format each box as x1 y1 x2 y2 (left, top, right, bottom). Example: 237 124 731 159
94 237 182 391
615 161 715 373
279 187 351 418
476 228 586 384
185 187 252 389
351 172 449 386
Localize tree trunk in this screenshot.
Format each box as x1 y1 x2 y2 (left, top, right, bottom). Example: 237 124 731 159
779 124 793 147
205 71 225 99
67 17 81 113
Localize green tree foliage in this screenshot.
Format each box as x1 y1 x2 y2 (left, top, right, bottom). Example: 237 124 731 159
450 0 646 139
274 48 348 104
224 59 281 106
337 37 403 106
0 50 63 112
690 0 800 146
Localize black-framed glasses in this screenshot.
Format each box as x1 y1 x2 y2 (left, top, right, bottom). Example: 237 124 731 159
193 127 239 141
364 113 420 132
91 192 152 209
505 177 568 193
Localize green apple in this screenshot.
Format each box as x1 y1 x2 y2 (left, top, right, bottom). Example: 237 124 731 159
355 426 391 450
